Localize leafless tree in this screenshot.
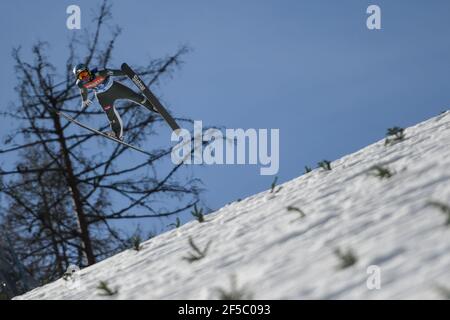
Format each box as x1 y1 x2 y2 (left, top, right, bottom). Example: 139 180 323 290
0 226 38 299
0 1 204 285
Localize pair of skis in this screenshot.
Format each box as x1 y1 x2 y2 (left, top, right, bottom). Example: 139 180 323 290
59 63 180 156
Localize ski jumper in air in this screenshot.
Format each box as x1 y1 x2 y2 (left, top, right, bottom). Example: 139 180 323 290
73 63 158 140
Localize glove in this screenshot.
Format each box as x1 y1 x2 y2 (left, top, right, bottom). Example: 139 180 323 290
81 99 92 110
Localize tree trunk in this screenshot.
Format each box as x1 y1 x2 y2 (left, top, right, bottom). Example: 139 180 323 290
38 175 65 274
52 113 96 265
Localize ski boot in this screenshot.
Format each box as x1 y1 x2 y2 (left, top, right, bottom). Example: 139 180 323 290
105 131 123 141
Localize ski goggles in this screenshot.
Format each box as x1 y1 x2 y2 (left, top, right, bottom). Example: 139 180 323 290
77 70 90 80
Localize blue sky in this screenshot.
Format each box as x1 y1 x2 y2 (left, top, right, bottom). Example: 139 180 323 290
1 0 450 234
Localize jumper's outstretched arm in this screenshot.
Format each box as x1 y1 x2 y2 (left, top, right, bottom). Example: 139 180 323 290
79 86 89 102
78 85 92 109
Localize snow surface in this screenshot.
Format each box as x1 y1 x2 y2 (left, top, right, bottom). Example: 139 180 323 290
15 112 450 300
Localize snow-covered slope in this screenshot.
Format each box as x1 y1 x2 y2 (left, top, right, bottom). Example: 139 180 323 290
15 112 450 300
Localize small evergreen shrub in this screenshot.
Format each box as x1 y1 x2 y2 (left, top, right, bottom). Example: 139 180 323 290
318 160 332 171
182 236 212 263
214 274 253 300
270 176 282 194
334 248 358 269
191 204 205 223
385 127 405 146
287 206 306 220
97 281 118 296
369 165 394 179
427 201 450 226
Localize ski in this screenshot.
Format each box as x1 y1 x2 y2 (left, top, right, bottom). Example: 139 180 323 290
121 63 181 132
57 110 153 157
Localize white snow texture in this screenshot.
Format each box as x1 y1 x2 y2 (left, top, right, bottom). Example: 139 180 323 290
15 112 450 300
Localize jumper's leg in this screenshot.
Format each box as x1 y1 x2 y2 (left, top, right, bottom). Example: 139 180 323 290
111 81 159 113
97 92 124 140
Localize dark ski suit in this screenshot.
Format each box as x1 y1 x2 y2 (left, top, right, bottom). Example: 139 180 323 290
76 68 156 139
